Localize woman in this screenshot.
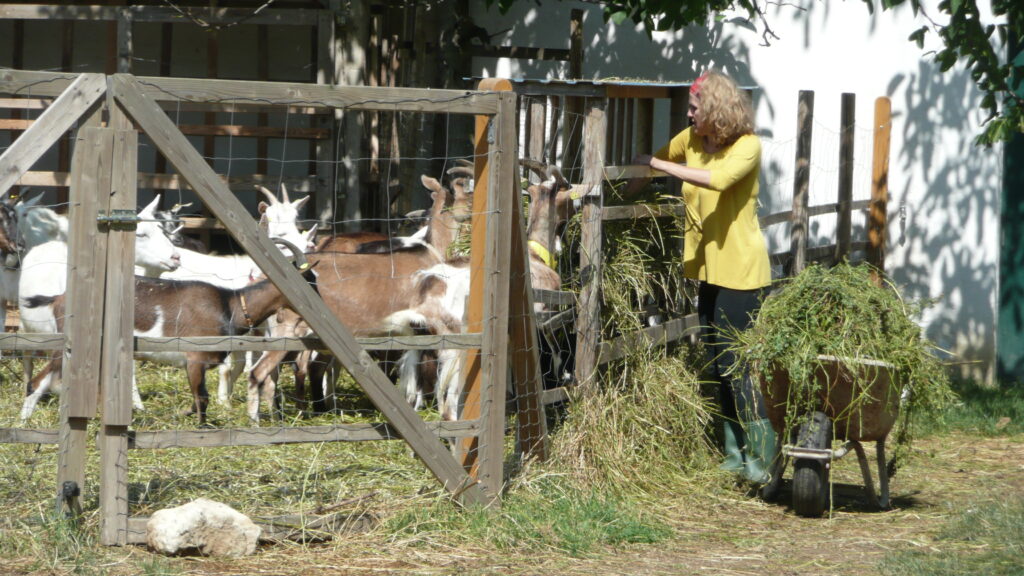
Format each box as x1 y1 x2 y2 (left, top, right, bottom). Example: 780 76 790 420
632 70 775 485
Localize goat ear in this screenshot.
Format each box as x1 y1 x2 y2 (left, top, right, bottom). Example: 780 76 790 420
304 227 318 247
420 175 442 192
258 201 269 215
18 191 44 209
140 195 161 217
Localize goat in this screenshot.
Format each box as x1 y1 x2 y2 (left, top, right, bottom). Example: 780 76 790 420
251 168 479 420
387 159 576 420
21 240 313 424
153 202 208 254
17 196 183 416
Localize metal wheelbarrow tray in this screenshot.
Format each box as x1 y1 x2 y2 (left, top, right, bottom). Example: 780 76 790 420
760 354 900 517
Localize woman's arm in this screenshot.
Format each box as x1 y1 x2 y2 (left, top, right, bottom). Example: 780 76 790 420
637 154 711 188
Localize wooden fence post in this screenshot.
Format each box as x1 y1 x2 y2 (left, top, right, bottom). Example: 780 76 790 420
58 120 113 517
868 96 892 284
99 99 138 545
573 98 607 393
836 92 855 263
790 90 814 275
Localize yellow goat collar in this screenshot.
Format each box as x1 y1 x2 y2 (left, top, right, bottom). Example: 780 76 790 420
528 240 557 270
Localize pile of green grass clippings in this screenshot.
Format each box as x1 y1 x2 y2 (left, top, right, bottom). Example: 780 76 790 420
729 263 955 457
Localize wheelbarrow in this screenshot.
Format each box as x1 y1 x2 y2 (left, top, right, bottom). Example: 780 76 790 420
759 355 901 517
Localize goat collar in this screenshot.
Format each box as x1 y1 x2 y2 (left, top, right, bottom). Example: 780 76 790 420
528 240 556 270
238 293 255 329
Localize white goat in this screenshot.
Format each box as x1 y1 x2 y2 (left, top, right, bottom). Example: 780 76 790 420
18 196 182 420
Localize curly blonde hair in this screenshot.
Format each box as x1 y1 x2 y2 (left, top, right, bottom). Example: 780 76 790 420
695 70 755 147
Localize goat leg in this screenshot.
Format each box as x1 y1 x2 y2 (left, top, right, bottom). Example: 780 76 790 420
248 349 289 422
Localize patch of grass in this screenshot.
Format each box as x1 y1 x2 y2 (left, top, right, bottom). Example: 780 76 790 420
385 476 671 557
879 495 1024 575
912 379 1024 437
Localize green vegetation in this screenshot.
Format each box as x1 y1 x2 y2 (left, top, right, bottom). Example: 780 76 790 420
729 263 956 458
879 494 1024 576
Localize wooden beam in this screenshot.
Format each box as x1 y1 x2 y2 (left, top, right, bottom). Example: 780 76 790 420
759 199 871 228
790 90 814 275
836 93 856 263
126 421 481 450
0 5 322 26
596 314 700 366
0 73 106 197
868 96 892 281
0 428 60 444
110 74 486 506
127 75 501 114
601 203 685 221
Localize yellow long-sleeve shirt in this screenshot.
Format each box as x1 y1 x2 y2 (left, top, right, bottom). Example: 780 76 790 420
655 127 771 290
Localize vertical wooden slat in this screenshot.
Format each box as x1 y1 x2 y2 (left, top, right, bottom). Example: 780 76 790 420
337 0 367 229
836 92 855 263
460 79 512 477
546 96 560 166
528 97 546 168
636 98 653 162
562 9 584 181
315 8 337 227
116 8 133 74
57 21 75 207
573 98 606 393
613 98 625 165
868 97 891 282
790 90 814 276
624 98 635 164
99 116 136 545
58 121 111 518
667 87 688 198
476 91 517 499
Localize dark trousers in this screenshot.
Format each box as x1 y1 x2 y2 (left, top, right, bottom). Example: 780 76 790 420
697 282 767 422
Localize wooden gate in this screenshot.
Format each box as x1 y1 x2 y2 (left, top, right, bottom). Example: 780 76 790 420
0 70 545 544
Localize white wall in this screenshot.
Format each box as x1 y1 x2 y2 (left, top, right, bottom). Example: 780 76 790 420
472 0 1002 381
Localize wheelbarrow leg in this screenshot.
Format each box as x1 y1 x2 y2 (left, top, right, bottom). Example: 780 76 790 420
851 440 881 508
876 440 890 509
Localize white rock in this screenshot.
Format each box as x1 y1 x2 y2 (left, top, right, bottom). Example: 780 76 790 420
146 498 261 557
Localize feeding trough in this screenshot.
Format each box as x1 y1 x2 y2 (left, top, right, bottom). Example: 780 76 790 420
760 354 901 517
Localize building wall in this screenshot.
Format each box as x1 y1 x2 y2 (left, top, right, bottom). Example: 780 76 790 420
471 0 1003 382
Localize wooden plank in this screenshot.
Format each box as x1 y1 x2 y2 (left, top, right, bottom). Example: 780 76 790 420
0 333 65 351
466 45 571 61
475 91 517 497
533 288 576 307
868 97 891 280
0 5 322 26
606 85 670 99
99 425 129 545
460 80 516 498
790 90 814 275
636 98 653 156
0 428 60 444
65 127 112 419
0 97 51 109
126 420 481 450
128 75 500 114
111 74 486 506
131 333 483 353
596 315 700 365
14 171 319 193
102 128 137 426
527 97 546 168
603 164 666 180
836 93 855 262
601 203 685 221
0 73 106 197
759 199 872 228
0 69 80 97
573 99 606 393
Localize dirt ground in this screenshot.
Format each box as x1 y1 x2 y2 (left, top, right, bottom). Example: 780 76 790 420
1 431 1018 576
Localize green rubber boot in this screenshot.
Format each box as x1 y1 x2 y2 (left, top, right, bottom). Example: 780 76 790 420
741 418 779 484
719 419 746 473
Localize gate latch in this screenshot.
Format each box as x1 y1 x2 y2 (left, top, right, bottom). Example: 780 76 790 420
97 209 139 231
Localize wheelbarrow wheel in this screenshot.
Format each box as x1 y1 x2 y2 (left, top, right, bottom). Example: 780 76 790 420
792 411 832 517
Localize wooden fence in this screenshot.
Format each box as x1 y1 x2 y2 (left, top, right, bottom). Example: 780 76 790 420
0 69 543 544
496 79 892 396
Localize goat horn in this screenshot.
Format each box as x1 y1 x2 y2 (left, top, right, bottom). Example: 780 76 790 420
518 158 568 189
271 238 309 270
256 185 279 205
280 183 291 204
446 165 475 177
